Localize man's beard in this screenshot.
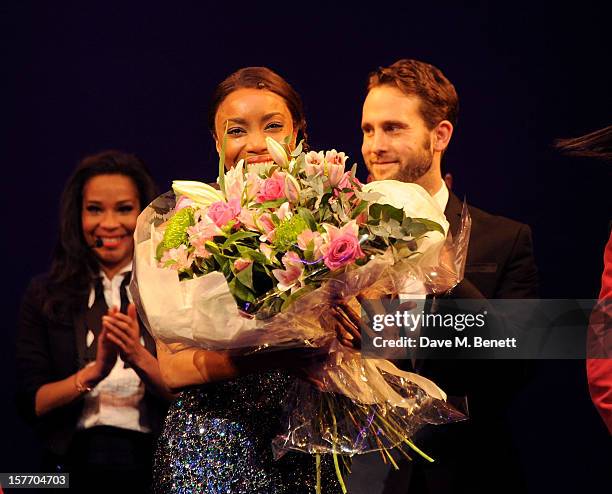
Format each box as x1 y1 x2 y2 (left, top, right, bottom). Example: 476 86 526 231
393 137 433 183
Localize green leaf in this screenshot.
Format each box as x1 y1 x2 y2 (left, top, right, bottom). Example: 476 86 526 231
291 139 304 157
237 246 268 264
411 218 445 235
404 222 428 238
155 241 167 261
280 284 317 311
256 198 287 209
370 203 404 223
350 200 368 219
218 121 228 194
228 277 256 303
235 262 254 289
297 207 317 231
204 241 221 255
222 231 259 249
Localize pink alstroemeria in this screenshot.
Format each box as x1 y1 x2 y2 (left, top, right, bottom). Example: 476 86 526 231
160 245 193 271
224 160 245 202
284 173 300 203
175 195 194 211
259 242 276 263
320 220 365 270
304 150 347 187
257 171 287 203
245 171 263 201
272 251 304 292
324 150 348 187
237 208 259 231
257 213 276 243
187 215 222 258
297 229 325 259
233 258 252 272
207 198 241 227
325 149 348 167
304 151 325 177
334 172 361 197
276 202 293 221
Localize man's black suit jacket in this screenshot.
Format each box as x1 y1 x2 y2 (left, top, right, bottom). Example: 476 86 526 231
417 191 539 397
385 191 539 494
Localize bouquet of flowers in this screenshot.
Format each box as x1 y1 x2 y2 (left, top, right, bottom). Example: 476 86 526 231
131 137 470 492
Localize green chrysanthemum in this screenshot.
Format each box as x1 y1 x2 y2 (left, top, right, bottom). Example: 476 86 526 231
157 207 195 259
274 215 309 251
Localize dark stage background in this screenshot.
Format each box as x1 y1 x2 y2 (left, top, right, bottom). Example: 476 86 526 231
2 2 611 492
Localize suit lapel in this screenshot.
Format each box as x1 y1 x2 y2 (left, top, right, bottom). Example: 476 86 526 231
444 191 464 239
73 306 89 369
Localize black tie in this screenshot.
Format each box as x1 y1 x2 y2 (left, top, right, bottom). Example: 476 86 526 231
120 271 133 368
119 271 132 314
84 277 109 364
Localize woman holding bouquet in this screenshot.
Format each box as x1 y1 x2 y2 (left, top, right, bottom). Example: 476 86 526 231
143 67 357 493
16 150 173 492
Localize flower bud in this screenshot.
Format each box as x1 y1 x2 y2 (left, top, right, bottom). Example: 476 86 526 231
266 137 290 169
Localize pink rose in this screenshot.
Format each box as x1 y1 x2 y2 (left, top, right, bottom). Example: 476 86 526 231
257 171 287 203
320 220 365 270
207 198 241 227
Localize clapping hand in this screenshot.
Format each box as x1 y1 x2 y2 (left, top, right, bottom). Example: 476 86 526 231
102 304 146 367
93 326 119 378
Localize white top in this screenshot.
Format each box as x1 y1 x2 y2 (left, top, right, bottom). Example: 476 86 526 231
402 180 449 366
77 262 151 433
431 179 450 213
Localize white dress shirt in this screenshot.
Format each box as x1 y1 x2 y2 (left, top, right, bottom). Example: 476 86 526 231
431 179 450 213
77 262 151 433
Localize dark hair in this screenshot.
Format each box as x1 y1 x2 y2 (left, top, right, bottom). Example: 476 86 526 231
555 125 612 161
367 59 459 130
43 150 158 320
208 66 308 145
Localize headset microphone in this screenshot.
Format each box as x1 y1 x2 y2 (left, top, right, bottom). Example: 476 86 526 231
90 238 103 248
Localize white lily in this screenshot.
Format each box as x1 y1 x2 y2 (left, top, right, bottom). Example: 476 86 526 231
265 137 290 169
172 180 225 207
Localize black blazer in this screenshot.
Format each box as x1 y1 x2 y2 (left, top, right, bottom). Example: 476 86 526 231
15 275 168 456
445 191 538 300
416 192 539 400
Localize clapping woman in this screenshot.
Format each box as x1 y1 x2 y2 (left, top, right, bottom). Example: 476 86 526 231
16 150 173 492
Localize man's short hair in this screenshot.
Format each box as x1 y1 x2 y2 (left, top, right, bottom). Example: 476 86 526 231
367 59 459 130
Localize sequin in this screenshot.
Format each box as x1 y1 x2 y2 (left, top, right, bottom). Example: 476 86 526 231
153 370 340 493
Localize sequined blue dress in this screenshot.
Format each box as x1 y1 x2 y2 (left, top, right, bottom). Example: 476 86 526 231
152 370 339 493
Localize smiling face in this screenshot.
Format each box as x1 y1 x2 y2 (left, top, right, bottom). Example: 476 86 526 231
361 85 439 187
214 88 297 169
81 174 140 279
